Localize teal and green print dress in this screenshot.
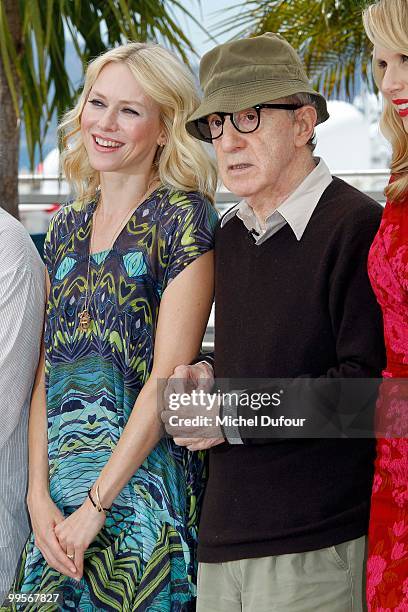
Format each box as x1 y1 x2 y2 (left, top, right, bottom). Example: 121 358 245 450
11 187 218 611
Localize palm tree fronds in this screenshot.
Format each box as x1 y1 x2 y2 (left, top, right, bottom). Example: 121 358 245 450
216 0 376 100
0 0 204 168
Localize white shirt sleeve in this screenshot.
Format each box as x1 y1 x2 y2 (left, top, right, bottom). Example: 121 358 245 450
0 219 45 451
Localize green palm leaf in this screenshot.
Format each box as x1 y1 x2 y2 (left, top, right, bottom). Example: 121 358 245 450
0 0 204 218
216 0 375 99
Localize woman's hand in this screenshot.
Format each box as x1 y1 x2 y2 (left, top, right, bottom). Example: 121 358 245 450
54 496 106 580
27 493 78 579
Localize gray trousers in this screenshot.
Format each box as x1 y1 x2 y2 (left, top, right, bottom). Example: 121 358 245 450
197 536 367 612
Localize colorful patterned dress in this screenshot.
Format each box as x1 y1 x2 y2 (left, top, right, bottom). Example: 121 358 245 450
366 185 408 611
11 187 218 611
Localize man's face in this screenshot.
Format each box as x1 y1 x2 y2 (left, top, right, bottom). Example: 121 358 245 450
211 99 299 206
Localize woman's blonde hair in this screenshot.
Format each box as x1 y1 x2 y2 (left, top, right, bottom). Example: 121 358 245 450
363 0 408 202
59 42 217 203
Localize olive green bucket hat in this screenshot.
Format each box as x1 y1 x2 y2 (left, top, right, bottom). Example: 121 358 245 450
186 32 329 142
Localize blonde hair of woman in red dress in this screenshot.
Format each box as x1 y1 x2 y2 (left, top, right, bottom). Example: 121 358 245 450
363 1 408 610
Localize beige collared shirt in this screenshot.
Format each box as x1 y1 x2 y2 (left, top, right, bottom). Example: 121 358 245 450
220 157 333 244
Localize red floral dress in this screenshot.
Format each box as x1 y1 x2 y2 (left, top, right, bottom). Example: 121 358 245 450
367 185 408 611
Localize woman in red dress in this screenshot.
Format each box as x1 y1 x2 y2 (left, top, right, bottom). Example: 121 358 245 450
363 1 408 609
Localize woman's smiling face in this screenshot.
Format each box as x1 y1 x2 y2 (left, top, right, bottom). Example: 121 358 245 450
81 62 164 174
374 44 408 133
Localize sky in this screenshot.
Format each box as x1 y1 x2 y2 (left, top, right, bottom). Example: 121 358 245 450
173 0 243 59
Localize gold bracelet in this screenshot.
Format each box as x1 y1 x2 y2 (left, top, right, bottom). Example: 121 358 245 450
95 485 103 513
87 486 110 514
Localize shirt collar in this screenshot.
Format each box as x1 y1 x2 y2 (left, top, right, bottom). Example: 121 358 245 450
220 157 333 241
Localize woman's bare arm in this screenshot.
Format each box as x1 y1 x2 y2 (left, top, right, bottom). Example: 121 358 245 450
26 341 49 497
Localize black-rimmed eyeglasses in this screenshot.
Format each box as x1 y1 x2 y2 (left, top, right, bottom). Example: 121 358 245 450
196 103 303 143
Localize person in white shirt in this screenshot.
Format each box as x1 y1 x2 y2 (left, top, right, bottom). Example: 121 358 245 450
0 207 44 603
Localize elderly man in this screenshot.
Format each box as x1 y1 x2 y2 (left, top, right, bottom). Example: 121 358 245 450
162 33 385 612
0 208 44 602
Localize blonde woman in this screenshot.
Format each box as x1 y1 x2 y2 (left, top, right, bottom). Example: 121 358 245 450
11 43 218 610
363 1 408 609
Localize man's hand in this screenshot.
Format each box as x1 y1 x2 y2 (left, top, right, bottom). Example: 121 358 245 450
162 362 224 450
164 362 214 398
180 437 224 451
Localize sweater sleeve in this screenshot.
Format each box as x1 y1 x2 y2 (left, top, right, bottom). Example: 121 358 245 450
230 203 386 445
191 352 214 368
